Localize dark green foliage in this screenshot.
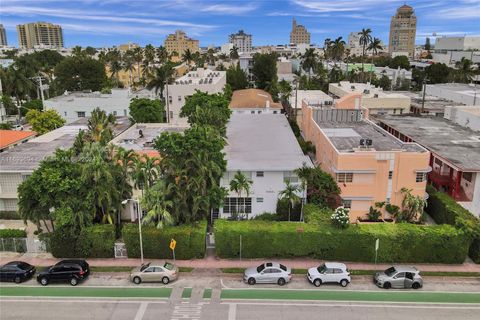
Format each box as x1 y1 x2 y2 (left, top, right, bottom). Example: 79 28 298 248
129 98 165 123
0 211 21 219
426 185 480 263
302 168 341 208
49 224 116 258
251 53 278 95
0 123 13 130
303 204 332 225
226 63 249 91
0 229 27 238
276 198 301 221
389 56 410 70
54 56 106 92
214 218 470 263
122 221 207 259
21 99 43 115
425 63 451 84
252 213 280 221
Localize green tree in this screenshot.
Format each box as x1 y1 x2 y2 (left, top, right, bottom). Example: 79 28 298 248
21 99 43 115
294 163 311 221
425 63 451 83
131 154 160 194
1 95 18 115
301 48 318 74
398 188 427 223
230 46 239 59
146 63 174 99
279 181 301 221
229 171 253 220
25 109 65 134
251 53 278 92
182 49 194 66
54 56 106 92
226 63 248 90
454 58 475 83
389 55 410 70
129 98 165 123
377 75 392 90
331 37 346 61
141 180 174 229
278 79 292 103
358 28 372 78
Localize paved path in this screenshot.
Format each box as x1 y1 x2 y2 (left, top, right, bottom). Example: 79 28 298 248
2 253 479 272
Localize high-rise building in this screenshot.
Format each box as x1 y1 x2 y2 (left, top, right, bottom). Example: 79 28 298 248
229 30 252 53
388 4 417 58
0 24 7 47
17 22 64 49
164 30 199 56
290 18 310 45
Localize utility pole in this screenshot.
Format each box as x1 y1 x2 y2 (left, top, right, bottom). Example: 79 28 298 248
30 76 46 111
0 77 4 122
421 78 428 114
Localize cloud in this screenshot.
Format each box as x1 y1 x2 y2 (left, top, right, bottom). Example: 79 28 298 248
434 7 480 19
290 0 399 13
201 3 258 15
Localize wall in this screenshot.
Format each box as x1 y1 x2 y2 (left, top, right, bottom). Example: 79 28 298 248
444 106 480 131
459 173 480 216
426 85 479 106
0 172 27 211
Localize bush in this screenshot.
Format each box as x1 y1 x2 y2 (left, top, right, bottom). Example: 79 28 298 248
214 219 470 264
49 225 116 258
0 229 27 238
122 221 207 259
276 198 301 221
331 207 350 229
426 185 480 263
252 213 280 221
0 211 22 220
303 204 332 225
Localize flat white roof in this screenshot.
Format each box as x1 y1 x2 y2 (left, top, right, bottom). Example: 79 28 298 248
224 114 312 171
290 90 333 108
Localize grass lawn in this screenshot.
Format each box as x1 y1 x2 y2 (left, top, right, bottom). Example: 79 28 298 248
0 286 172 298
203 288 212 299
220 289 480 304
182 287 192 298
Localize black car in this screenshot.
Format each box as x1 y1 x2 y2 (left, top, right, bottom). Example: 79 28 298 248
0 261 36 283
55 260 90 277
37 261 89 286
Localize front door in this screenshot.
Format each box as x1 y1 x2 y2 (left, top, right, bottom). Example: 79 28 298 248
391 272 406 288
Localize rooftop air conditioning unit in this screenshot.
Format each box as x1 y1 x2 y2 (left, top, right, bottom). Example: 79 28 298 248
351 86 355 90
364 89 370 94
374 94 379 98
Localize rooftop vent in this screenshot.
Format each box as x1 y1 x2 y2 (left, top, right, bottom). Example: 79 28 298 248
373 94 379 98
360 138 373 147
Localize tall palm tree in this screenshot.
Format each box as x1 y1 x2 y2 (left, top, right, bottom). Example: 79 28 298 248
86 107 116 145
278 79 292 103
279 181 301 222
182 49 194 67
144 44 156 64
455 57 475 83
229 171 253 220
132 47 143 82
141 180 174 229
132 154 160 195
331 37 346 62
146 63 174 99
123 53 136 87
156 46 168 64
230 46 239 59
323 38 332 61
72 46 83 58
294 164 311 222
367 37 383 82
358 28 373 81
302 48 318 76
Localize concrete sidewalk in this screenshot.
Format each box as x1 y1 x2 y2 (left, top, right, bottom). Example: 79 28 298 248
1 252 479 272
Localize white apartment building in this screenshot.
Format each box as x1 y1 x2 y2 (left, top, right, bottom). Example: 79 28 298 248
433 36 480 65
425 83 479 106
220 43 234 55
229 30 252 53
166 68 226 124
444 106 480 132
45 88 155 123
217 114 312 219
329 81 411 115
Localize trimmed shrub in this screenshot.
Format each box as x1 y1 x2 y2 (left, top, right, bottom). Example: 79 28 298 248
49 224 116 258
252 213 280 221
0 211 22 220
0 229 27 238
304 204 332 225
426 185 480 263
214 219 470 264
122 221 207 259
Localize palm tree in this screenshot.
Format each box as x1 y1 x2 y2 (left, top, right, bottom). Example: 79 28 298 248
146 63 174 99
182 49 194 67
455 57 475 83
132 47 143 82
86 108 116 145
294 164 311 222
323 38 332 61
229 171 253 220
301 48 318 76
278 79 292 103
156 46 168 64
344 48 351 76
230 46 239 59
331 37 346 62
141 180 174 229
72 46 83 57
279 181 301 222
132 154 160 195
123 53 136 87
358 28 373 81
144 44 156 64
367 37 383 82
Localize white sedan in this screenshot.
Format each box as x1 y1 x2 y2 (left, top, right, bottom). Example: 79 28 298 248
307 262 351 287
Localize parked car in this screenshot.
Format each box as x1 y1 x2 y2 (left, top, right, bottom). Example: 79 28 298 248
244 262 292 286
55 260 90 277
0 261 36 283
374 266 423 289
130 261 179 285
307 262 351 287
37 261 89 286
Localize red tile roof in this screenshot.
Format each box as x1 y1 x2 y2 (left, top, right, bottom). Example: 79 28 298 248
0 130 36 150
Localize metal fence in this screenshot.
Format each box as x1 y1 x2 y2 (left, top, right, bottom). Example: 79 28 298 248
0 238 27 253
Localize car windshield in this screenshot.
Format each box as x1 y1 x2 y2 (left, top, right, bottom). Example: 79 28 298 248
17 263 31 270
256 264 265 273
164 262 174 271
317 264 327 273
384 267 397 276
140 263 151 271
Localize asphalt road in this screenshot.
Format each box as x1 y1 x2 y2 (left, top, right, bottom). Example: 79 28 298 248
1 298 480 320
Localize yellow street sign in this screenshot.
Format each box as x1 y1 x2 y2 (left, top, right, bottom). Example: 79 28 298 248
170 239 176 251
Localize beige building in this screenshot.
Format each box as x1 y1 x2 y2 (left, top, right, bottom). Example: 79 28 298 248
388 4 417 58
290 18 310 45
17 22 64 49
117 42 139 52
164 30 199 56
0 24 7 47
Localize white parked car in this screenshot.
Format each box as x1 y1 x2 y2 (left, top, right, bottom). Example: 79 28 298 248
307 262 351 287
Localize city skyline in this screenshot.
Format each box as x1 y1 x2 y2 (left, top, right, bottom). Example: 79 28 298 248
1 0 479 48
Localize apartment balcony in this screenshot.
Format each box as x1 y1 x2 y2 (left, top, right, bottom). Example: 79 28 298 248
428 170 450 186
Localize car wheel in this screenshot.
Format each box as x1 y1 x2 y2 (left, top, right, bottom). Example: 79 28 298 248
412 282 421 289
313 279 322 287
40 277 48 286
340 279 349 287
70 277 78 286
14 276 21 284
383 282 391 289
277 278 286 286
247 277 256 285
133 277 142 285
162 277 170 285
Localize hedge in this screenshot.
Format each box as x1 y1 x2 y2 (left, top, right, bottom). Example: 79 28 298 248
214 219 470 264
0 211 22 220
49 224 116 258
122 221 207 259
426 185 480 263
0 229 27 238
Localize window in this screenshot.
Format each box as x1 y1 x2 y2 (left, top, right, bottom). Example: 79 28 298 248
169 111 174 119
273 111 278 114
386 198 390 204
77 111 86 118
178 96 182 101
168 96 172 104
257 110 262 114
256 171 264 177
463 172 473 183
283 171 299 184
416 172 426 183
124 109 127 116
388 171 393 179
341 199 352 209
394 272 406 279
64 111 67 117
256 198 263 203
113 111 117 116
336 173 353 183
250 111 255 114
223 197 252 214
434 158 442 166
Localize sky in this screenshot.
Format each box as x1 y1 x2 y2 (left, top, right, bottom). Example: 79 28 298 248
1 0 479 48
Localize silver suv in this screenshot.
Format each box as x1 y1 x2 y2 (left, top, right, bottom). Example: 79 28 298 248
374 266 423 289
